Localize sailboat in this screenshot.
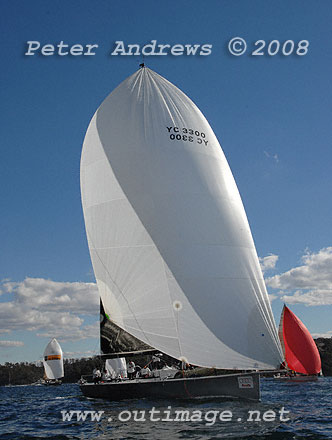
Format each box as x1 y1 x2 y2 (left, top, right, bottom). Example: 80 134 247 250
79 66 284 401
277 305 321 380
42 338 64 385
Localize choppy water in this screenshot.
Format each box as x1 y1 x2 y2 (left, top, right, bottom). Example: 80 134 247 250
0 377 331 439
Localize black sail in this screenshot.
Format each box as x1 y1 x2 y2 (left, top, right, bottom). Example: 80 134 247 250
100 300 154 357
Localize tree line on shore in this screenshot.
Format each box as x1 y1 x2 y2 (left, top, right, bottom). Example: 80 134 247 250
1 338 331 386
0 357 101 386
315 338 332 376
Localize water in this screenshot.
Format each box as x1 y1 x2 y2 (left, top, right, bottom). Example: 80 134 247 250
1 378 331 439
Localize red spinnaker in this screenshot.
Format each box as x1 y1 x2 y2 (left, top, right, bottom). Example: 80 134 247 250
280 305 321 375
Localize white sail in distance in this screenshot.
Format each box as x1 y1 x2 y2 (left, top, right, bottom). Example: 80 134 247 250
43 338 64 380
80 67 283 370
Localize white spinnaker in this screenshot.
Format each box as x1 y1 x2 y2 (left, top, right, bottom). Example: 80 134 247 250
81 67 283 369
105 358 128 379
43 338 64 380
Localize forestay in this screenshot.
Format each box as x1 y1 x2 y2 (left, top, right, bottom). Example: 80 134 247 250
80 67 283 370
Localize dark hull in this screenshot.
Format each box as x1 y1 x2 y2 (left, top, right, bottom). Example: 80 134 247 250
80 372 260 401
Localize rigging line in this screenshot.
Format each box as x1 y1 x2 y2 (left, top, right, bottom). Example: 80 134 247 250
91 337 100 356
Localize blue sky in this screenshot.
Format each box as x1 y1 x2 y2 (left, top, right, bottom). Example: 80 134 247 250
1 0 332 364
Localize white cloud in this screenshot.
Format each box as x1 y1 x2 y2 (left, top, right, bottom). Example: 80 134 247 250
2 277 98 314
260 254 278 274
280 290 332 306
37 322 99 342
64 350 97 358
0 340 24 347
266 247 332 306
268 294 277 303
0 278 99 341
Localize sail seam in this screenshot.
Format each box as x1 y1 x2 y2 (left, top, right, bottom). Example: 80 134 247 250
85 196 126 209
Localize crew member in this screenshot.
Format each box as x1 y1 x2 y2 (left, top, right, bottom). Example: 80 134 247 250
151 355 161 370
93 368 101 384
127 361 136 380
102 368 110 382
140 366 151 378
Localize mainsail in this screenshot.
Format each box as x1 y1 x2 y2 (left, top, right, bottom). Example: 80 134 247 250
80 67 283 370
279 305 321 375
43 338 64 380
100 299 153 355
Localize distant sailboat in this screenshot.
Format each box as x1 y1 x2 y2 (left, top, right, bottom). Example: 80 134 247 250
42 338 64 385
278 305 321 380
79 66 283 401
